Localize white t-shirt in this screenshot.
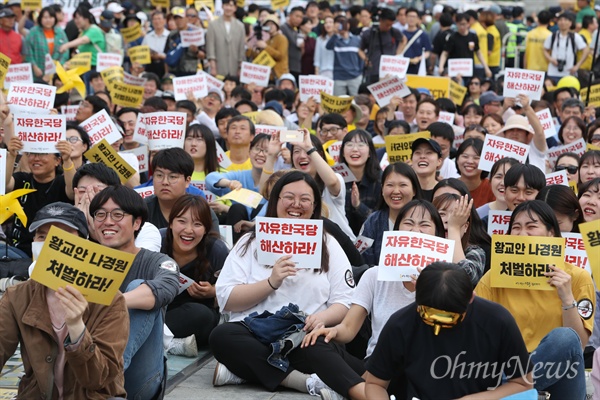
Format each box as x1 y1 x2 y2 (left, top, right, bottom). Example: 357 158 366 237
322 173 356 242
135 222 161 252
439 156 460 179
216 232 355 322
528 140 548 174
543 32 587 77
352 266 415 357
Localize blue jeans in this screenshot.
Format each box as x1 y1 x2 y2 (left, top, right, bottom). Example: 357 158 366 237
530 327 586 399
123 279 165 400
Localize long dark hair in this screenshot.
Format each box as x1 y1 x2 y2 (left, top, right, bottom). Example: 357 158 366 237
339 129 380 182
507 200 562 238
164 195 219 281
537 185 583 233
186 124 219 176
240 171 330 272
455 138 487 179
433 193 471 249
377 162 423 211
393 199 445 238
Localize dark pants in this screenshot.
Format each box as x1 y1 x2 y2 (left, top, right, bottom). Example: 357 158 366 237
166 302 219 346
209 322 366 396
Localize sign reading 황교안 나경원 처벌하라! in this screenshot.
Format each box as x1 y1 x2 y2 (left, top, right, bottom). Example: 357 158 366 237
384 131 430 164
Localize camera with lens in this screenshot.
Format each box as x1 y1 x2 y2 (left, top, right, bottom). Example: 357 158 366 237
557 59 566 72
253 23 270 41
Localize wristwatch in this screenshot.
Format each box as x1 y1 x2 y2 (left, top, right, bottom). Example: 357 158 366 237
562 300 577 310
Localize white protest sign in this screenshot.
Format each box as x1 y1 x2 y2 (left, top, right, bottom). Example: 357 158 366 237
299 75 333 103
61 105 79 122
4 63 33 89
203 71 224 91
80 109 123 145
452 125 465 150
173 74 207 101
219 225 234 250
7 84 56 114
121 145 149 173
332 164 357 183
255 217 323 268
327 141 342 164
503 68 544 101
448 58 473 77
377 231 454 281
379 55 410 79
354 235 374 254
44 54 56 75
177 272 195 294
123 72 147 86
215 142 232 169
180 29 205 47
255 124 285 136
13 114 65 153
536 108 556 139
97 53 124 72
367 75 411 107
487 210 512 236
545 170 569 187
479 135 529 172
132 113 149 145
563 232 591 274
438 111 455 125
547 138 586 169
240 62 271 87
134 186 155 199
143 112 187 151
0 149 6 195
190 180 206 191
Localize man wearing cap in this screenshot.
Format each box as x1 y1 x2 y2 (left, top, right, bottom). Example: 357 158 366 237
360 7 406 84
98 10 124 57
280 6 305 81
544 12 589 82
143 10 169 79
411 138 443 201
106 1 125 28
206 0 245 77
0 202 129 399
194 88 224 137
277 73 296 91
524 10 552 71
479 91 504 116
165 7 202 77
0 7 21 64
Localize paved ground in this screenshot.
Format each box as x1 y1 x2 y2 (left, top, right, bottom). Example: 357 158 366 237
165 358 313 400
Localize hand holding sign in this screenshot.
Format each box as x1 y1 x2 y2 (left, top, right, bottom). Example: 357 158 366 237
545 264 573 301
55 285 88 339
270 255 297 288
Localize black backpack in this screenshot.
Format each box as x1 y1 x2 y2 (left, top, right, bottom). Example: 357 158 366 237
549 31 579 61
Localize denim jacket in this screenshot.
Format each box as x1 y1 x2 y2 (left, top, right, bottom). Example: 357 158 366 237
242 303 307 371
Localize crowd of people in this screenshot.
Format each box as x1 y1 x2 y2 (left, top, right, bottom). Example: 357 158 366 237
2 0 600 399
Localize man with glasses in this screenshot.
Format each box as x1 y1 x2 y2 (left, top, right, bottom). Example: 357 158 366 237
89 185 180 400
206 0 246 77
317 113 348 145
401 7 432 76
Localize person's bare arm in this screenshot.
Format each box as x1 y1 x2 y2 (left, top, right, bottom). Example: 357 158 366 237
458 373 533 399
123 284 156 310
520 94 547 153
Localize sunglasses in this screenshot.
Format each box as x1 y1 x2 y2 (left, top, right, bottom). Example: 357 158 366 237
555 165 578 174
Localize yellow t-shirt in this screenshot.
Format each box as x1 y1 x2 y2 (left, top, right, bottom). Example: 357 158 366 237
579 28 593 70
487 25 501 68
224 151 252 171
472 22 488 66
475 262 595 352
525 26 552 72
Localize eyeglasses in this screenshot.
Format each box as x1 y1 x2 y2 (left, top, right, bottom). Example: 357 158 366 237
186 14 198 18
93 209 130 222
469 81 480 86
251 147 268 155
555 165 579 174
66 136 83 144
345 142 368 150
320 127 341 136
154 172 183 183
591 135 600 143
279 195 314 209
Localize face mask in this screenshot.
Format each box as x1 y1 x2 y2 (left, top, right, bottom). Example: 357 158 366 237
28 242 45 276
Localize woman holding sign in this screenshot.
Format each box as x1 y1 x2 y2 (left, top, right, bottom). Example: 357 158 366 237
210 171 365 399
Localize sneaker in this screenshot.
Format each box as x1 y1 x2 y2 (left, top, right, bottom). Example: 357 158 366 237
306 373 330 396
167 335 198 357
320 388 346 400
212 362 245 386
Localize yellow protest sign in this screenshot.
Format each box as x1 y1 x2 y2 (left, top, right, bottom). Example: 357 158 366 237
321 92 353 114
151 0 170 8
404 75 450 99
588 143 600 152
121 23 142 43
449 79 467 106
100 65 124 91
569 180 579 196
111 81 144 108
253 51 276 68
580 84 600 107
490 235 565 291
31 226 135 305
220 188 264 208
384 131 430 164
127 45 151 65
194 0 214 12
68 52 92 72
271 0 289 9
579 220 600 287
84 139 136 183
21 0 41 9
243 111 259 123
236 0 245 7
0 52 10 88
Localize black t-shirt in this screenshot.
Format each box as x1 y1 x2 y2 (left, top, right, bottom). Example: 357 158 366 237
444 31 479 59
367 297 531 399
145 195 168 229
361 27 405 76
11 173 70 257
432 29 453 58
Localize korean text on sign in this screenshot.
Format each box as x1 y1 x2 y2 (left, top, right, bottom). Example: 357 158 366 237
367 75 411 107
447 58 473 77
121 145 149 173
547 138 586 169
81 109 123 145
536 108 556 139
377 231 454 281
563 232 591 274
140 112 187 151
503 68 544 101
385 131 431 164
112 81 143 108
7 83 55 114
240 62 271 87
4 63 33 89
14 114 65 154
83 139 135 184
255 217 323 269
545 170 569 187
31 226 135 305
579 220 600 287
490 235 565 290
378 55 410 79
479 135 529 172
255 124 285 136
487 210 512 236
96 53 123 72
180 29 205 47
299 75 333 103
173 74 207 101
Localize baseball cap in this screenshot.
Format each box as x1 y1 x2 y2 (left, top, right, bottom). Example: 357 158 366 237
264 100 283 116
161 91 176 101
6 0 20 7
479 91 504 106
488 4 502 14
411 138 442 158
276 73 296 89
99 10 115 29
107 2 125 13
171 7 185 18
207 87 224 103
0 8 15 18
29 202 89 238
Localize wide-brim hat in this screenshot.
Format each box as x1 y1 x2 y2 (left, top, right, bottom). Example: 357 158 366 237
496 114 534 135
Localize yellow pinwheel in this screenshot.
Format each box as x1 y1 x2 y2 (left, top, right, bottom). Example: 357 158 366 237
55 61 87 98
0 188 36 226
